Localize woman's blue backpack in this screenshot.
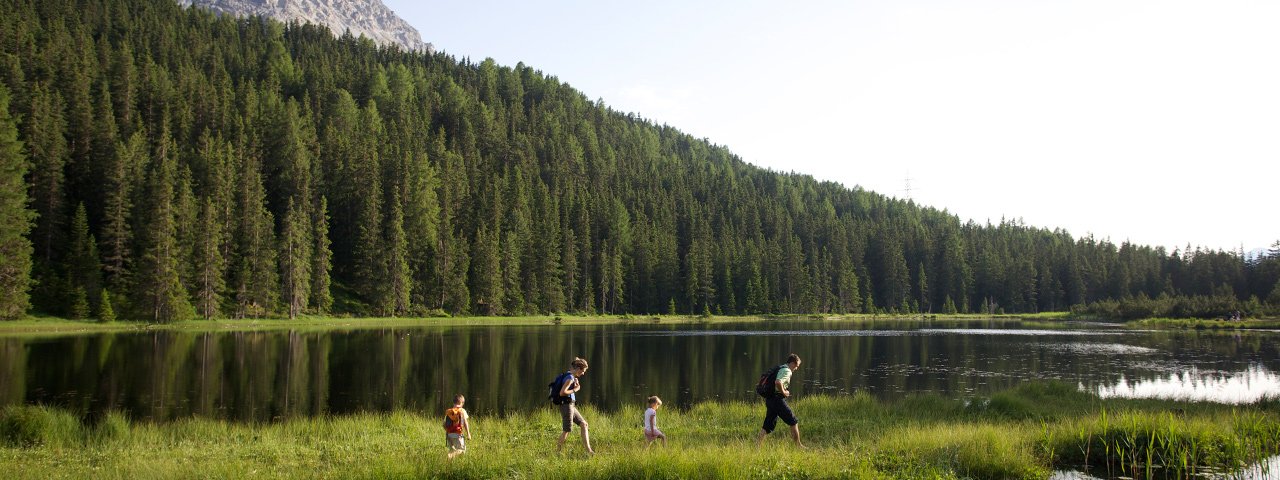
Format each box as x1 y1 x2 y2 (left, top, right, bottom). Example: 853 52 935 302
547 372 574 404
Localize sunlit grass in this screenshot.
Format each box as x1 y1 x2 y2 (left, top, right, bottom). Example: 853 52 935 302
0 312 1055 337
2 382 1276 479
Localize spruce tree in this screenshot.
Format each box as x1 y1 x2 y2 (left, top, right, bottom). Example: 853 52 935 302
384 191 410 316
0 84 34 319
65 203 103 312
25 84 69 310
401 151 439 309
309 196 333 313
193 197 225 319
351 103 385 311
100 131 145 291
97 288 116 322
233 155 279 318
916 262 930 313
469 224 502 315
280 197 311 319
133 126 194 323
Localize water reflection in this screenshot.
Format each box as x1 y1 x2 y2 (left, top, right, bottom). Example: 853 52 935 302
1091 365 1280 404
1229 455 1280 480
920 329 1121 336
1051 455 1280 480
0 322 1277 421
1041 343 1158 355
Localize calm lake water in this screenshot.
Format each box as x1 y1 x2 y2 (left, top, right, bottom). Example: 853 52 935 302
2 319 1278 422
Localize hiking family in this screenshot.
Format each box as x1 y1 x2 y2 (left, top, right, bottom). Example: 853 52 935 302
442 353 804 457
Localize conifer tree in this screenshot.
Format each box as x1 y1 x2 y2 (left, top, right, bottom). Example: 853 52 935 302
97 288 115 322
469 224 502 315
280 197 311 319
443 235 472 314
916 262 930 313
0 84 34 319
746 265 767 315
89 82 118 220
68 286 90 319
65 203 103 312
398 151 439 308
500 232 525 314
100 131 145 291
25 84 69 311
309 196 333 313
134 125 194 323
173 165 198 294
110 41 138 137
351 102 385 310
834 254 861 314
942 295 958 315
233 154 279 318
383 191 410 316
193 198 225 319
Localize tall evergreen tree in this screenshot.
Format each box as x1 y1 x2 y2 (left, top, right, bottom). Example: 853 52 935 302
99 131 145 291
915 262 930 313
309 196 333 313
0 84 34 319
65 203 103 312
193 197 225 319
382 191 410 316
469 223 502 315
280 197 311 319
24 84 69 311
233 152 279 318
133 125 194 323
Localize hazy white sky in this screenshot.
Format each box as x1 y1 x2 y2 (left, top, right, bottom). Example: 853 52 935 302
382 0 1279 253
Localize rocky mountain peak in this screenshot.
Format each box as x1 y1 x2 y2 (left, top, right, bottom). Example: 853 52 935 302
179 0 432 53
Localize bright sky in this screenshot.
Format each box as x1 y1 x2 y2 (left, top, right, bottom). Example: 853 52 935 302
382 0 1279 254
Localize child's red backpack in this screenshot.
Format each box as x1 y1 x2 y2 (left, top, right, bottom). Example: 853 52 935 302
442 407 464 433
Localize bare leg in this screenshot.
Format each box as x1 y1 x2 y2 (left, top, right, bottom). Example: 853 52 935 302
790 424 805 448
581 425 594 454
660 433 667 448
756 428 768 447
557 431 569 451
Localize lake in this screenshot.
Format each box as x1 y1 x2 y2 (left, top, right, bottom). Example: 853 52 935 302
2 319 1278 422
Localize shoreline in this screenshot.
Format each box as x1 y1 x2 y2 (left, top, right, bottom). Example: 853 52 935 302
2 312 1278 336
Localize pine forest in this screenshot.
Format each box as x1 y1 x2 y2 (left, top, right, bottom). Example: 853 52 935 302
1 0 1278 323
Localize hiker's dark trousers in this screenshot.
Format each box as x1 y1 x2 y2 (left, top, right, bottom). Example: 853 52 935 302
761 396 798 433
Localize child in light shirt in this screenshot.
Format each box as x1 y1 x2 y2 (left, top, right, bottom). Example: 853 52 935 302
643 395 667 447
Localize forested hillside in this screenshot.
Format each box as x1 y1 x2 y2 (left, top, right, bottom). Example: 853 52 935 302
1 0 1277 321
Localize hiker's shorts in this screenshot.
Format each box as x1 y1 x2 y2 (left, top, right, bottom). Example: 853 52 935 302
446 432 466 452
560 402 587 432
761 396 798 433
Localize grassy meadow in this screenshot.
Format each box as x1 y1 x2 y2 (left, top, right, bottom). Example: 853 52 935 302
2 382 1277 479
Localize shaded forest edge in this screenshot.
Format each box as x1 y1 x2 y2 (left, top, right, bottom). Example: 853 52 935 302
1 0 1279 323
3 313 1280 337
1 382 1278 479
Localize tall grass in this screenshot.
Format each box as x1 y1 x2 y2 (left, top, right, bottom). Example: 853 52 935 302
1 383 1277 479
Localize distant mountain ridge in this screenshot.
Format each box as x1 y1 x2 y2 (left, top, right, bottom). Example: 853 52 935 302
178 0 431 52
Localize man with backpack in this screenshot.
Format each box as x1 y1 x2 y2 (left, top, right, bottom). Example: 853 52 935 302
549 357 595 454
756 353 805 448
